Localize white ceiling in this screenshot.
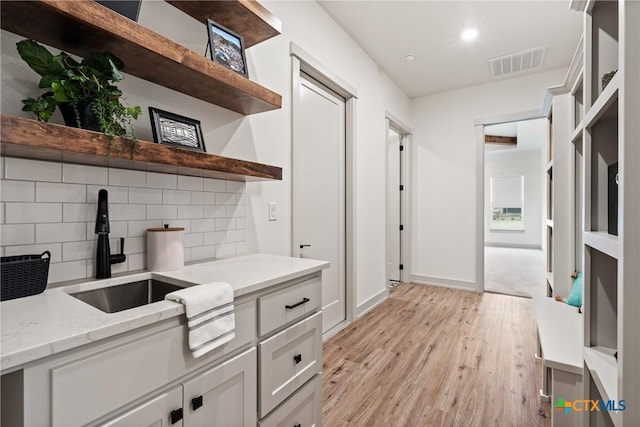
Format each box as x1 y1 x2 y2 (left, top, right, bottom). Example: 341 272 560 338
318 0 583 98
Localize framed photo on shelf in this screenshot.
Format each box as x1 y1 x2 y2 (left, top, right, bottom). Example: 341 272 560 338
148 107 206 152
207 18 248 77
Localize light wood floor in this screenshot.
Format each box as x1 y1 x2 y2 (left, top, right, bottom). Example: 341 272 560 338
322 283 550 426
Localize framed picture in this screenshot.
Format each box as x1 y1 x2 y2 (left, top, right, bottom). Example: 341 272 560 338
148 107 206 152
207 18 248 77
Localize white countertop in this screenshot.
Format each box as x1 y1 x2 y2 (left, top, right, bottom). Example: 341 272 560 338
533 295 583 375
0 254 329 373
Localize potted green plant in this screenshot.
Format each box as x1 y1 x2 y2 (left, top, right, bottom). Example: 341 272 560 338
16 39 141 144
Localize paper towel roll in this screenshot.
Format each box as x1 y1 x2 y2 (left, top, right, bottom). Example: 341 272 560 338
147 227 185 271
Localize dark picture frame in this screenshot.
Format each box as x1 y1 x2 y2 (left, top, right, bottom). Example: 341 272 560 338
148 107 206 152
207 19 248 77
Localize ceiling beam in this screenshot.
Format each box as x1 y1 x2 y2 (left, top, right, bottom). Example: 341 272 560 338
485 135 517 145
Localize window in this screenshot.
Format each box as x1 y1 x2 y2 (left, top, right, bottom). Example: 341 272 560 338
490 175 524 230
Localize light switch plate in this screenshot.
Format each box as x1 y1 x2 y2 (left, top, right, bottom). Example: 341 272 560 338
268 202 277 221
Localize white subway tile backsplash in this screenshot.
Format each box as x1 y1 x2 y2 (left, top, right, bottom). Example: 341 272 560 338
215 243 237 258
36 223 86 243
5 158 61 182
63 204 96 222
36 182 86 203
178 205 203 219
237 192 246 205
63 241 95 262
87 185 128 203
125 236 145 254
128 220 162 237
1 180 35 202
129 188 162 204
203 205 226 219
191 245 216 261
178 175 203 191
203 231 225 245
226 205 246 219
48 260 87 284
109 168 145 187
1 159 245 280
146 204 177 220
236 242 247 256
6 203 62 223
163 189 190 205
203 178 226 192
110 204 146 221
4 243 62 263
191 219 217 233
191 191 216 205
0 224 35 245
146 172 177 189
63 164 108 185
128 253 145 271
216 192 236 206
225 181 245 193
225 229 245 243
236 218 246 230
215 218 234 231
183 233 203 248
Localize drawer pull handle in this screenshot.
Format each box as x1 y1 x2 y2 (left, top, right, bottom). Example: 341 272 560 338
192 395 203 411
294 424 301 427
170 408 183 424
286 297 310 310
294 353 303 364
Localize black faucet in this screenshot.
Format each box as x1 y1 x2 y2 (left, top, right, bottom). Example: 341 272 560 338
95 189 126 279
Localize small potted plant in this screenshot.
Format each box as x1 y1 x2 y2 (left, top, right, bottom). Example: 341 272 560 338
16 39 141 144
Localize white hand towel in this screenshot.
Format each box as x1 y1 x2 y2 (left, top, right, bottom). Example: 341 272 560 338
165 282 235 358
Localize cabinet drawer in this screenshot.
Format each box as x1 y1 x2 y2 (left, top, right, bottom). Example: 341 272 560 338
259 375 322 427
51 300 256 426
259 311 322 417
259 274 321 336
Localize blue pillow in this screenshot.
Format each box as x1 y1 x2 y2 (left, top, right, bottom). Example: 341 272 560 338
566 272 583 307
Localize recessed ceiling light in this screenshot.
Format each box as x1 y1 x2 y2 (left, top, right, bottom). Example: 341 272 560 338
403 53 415 62
461 28 478 41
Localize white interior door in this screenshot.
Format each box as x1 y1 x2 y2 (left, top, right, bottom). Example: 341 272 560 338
387 127 401 284
293 73 346 334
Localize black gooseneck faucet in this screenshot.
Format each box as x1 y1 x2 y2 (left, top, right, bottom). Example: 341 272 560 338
95 189 126 279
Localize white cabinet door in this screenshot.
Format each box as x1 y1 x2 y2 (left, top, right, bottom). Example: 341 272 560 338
182 348 257 427
101 386 183 427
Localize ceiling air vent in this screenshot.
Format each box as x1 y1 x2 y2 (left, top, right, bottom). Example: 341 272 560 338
490 46 546 78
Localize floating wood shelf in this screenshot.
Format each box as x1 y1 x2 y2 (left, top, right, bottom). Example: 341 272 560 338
0 115 282 182
0 0 282 115
166 0 281 48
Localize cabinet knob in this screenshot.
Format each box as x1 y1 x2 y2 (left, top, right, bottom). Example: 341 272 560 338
293 353 302 364
192 395 203 411
170 408 183 424
294 424 301 427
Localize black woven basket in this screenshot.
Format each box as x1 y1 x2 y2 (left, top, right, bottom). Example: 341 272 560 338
1 251 51 301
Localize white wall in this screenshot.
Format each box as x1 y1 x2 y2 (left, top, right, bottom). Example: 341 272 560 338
0 1 410 307
484 147 544 248
410 68 566 290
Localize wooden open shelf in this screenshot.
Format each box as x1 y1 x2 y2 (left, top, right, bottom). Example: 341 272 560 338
0 0 282 115
0 115 282 182
166 0 281 48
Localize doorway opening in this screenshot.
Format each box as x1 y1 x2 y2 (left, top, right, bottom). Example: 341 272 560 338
386 116 412 289
483 118 547 298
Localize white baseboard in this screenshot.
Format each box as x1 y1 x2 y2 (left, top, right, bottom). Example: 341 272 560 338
356 288 388 318
411 274 481 292
485 243 542 250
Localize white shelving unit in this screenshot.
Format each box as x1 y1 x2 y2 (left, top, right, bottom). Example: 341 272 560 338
578 0 640 425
